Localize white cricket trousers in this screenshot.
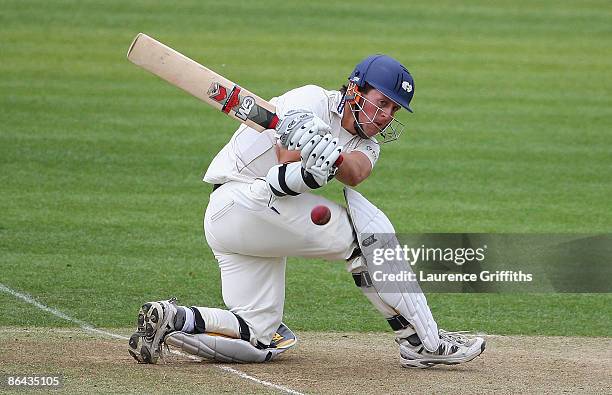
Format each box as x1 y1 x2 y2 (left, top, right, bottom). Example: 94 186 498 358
202 179 356 345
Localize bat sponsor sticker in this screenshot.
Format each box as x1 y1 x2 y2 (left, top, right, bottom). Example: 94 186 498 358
235 96 255 120
208 83 227 102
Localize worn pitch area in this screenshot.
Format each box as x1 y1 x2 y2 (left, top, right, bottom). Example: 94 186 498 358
1 328 610 394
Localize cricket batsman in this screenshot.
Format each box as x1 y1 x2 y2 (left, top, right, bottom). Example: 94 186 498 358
129 54 486 368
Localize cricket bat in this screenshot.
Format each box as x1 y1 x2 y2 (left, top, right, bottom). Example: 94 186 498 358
127 33 279 132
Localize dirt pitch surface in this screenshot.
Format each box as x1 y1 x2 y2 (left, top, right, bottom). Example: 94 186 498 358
1 328 610 394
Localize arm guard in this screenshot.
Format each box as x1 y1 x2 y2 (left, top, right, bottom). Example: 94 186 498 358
265 162 324 197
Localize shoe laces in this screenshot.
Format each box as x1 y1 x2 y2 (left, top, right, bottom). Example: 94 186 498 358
439 330 472 346
160 342 171 361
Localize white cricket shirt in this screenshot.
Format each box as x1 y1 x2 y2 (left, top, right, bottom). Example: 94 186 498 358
203 85 380 184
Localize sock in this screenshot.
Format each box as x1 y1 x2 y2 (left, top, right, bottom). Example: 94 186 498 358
191 307 240 338
173 306 195 333
395 323 418 341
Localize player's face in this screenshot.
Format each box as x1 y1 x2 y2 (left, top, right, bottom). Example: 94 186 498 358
357 89 401 137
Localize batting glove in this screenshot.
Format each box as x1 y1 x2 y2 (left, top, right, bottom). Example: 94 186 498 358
265 146 343 197
275 110 331 151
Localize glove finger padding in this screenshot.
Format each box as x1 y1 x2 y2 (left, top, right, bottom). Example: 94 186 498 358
276 110 331 151
276 110 314 149
294 120 319 150
292 118 331 151
320 145 343 172
304 133 333 169
300 134 323 163
286 120 312 150
309 145 343 183
314 138 340 168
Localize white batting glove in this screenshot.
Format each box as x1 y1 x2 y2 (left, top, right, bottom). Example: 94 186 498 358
300 133 340 168
265 139 343 197
300 134 343 186
275 110 331 151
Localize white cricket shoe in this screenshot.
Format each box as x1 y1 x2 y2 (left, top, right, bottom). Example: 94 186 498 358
128 298 178 364
398 330 486 368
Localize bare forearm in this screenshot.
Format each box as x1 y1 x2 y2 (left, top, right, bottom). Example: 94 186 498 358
335 151 372 187
276 144 301 163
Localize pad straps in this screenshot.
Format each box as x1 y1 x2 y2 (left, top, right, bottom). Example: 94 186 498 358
232 313 251 342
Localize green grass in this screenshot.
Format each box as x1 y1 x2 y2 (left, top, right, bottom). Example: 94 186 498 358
1 0 611 337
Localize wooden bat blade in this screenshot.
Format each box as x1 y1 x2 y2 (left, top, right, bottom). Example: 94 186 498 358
127 33 278 132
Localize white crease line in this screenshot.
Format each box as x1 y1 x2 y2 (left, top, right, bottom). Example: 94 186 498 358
217 366 305 395
0 282 304 395
0 283 125 340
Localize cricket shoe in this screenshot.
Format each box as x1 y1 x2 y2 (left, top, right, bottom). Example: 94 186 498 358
128 298 179 364
398 330 486 368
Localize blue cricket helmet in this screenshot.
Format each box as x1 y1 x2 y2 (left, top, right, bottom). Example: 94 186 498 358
349 55 414 112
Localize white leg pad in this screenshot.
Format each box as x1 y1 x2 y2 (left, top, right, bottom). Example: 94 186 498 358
165 332 278 363
164 323 297 363
344 187 440 352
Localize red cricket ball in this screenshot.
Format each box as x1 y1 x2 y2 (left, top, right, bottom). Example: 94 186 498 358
310 205 331 226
